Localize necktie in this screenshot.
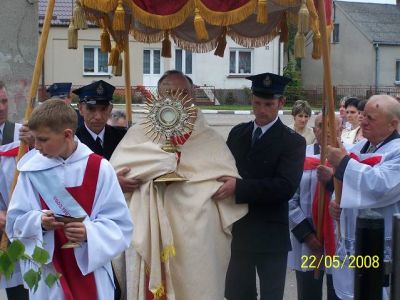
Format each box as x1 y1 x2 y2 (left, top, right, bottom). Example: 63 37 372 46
95 136 103 149
252 127 262 147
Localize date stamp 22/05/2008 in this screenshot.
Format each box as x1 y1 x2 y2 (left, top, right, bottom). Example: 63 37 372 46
301 255 380 269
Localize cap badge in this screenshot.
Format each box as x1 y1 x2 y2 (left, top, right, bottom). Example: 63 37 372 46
263 76 271 87
96 83 104 95
53 84 58 90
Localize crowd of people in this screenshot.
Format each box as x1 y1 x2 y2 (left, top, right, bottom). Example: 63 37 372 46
0 72 400 300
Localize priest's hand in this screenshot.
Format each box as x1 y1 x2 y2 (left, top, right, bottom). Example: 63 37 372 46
317 165 333 185
304 233 323 256
19 123 35 149
212 176 236 200
64 222 87 243
327 139 347 167
41 211 64 231
117 167 142 193
329 200 342 221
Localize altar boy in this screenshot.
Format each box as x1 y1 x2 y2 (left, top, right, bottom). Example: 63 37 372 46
6 100 133 300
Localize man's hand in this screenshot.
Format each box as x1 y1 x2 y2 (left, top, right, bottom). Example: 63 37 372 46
317 165 333 185
326 140 347 168
19 123 35 148
117 167 142 193
64 222 87 243
41 211 64 231
304 233 323 256
212 176 236 200
329 200 342 221
0 210 6 232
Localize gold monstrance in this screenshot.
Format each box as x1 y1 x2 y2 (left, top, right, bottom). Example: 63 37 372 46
142 89 196 182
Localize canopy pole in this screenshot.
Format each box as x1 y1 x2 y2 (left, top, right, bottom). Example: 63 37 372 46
124 37 132 127
316 0 342 237
1 0 56 250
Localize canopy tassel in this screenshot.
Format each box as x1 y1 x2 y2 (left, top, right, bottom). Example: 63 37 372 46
112 54 123 76
194 7 209 41
214 27 227 58
298 0 310 33
100 28 111 53
73 0 87 30
109 45 120 66
161 30 172 58
279 12 288 43
294 32 305 58
68 21 78 49
113 0 125 31
257 0 268 24
312 31 322 59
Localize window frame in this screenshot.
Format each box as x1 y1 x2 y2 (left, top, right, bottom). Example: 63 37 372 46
332 23 340 44
83 46 111 76
143 49 162 75
396 60 400 84
174 49 193 75
228 48 253 75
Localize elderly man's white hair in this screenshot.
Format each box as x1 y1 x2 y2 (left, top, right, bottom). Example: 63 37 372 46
368 95 400 121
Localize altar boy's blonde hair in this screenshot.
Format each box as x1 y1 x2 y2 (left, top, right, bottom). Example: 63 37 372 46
29 99 78 133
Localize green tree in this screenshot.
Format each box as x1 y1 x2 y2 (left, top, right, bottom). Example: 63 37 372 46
283 58 304 103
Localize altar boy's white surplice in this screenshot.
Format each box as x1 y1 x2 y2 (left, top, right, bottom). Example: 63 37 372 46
6 141 133 300
332 136 400 300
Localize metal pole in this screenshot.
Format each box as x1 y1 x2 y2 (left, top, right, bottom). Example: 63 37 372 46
391 214 400 299
354 210 384 300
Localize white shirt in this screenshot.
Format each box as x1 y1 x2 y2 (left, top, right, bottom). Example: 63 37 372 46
0 122 5 143
84 123 105 146
252 116 279 138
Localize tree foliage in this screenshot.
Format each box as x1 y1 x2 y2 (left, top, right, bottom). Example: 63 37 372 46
0 240 60 292
283 58 304 103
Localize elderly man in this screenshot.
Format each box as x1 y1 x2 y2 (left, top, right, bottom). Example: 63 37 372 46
110 70 247 300
328 95 400 300
0 82 28 299
288 114 341 300
215 73 306 300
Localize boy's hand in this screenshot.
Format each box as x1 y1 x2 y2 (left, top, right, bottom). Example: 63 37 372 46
64 222 87 243
41 211 64 231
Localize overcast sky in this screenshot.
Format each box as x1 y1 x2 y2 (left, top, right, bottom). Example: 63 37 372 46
339 0 396 3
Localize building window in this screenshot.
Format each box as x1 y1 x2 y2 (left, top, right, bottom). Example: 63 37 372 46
83 47 110 75
229 49 252 74
332 23 339 43
175 49 192 74
143 49 161 75
396 60 400 82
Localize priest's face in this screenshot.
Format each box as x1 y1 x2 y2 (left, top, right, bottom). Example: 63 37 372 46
158 74 194 107
252 96 284 127
0 88 8 125
78 103 112 134
33 126 72 159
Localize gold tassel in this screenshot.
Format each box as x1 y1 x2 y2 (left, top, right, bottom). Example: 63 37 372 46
294 32 305 58
73 0 87 30
161 31 171 58
100 28 111 53
113 0 125 31
257 0 268 24
112 54 123 76
194 8 209 41
279 13 288 43
109 46 120 66
214 28 227 57
298 0 309 34
312 31 322 59
68 21 78 49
